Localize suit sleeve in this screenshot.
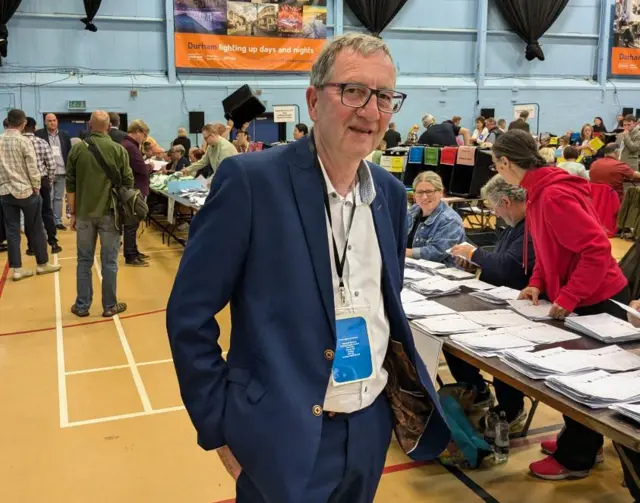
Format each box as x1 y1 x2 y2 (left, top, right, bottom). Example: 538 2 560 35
473 236 526 287
411 215 465 262
166 157 251 451
397 188 408 286
544 192 613 312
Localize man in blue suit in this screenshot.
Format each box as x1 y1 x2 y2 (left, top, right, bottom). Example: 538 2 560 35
167 33 450 503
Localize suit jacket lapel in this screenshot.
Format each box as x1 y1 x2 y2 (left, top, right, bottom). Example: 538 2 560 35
289 138 335 335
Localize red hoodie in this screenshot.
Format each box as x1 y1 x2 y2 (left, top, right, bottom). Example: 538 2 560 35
521 167 627 313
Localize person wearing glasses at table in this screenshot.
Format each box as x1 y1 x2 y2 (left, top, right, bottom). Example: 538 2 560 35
167 34 450 503
406 171 465 266
177 122 237 178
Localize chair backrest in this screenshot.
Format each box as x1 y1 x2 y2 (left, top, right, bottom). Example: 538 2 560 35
590 183 621 237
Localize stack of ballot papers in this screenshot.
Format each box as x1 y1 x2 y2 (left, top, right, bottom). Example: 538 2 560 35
412 314 484 335
449 331 535 357
504 324 581 345
501 345 640 380
610 403 640 423
405 257 446 272
565 313 640 343
545 369 640 408
403 268 432 283
470 286 520 305
410 276 461 298
456 279 495 291
401 289 425 305
403 300 457 319
435 267 476 280
460 309 531 328
507 299 555 321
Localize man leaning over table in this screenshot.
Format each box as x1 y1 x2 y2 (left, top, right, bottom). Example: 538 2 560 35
166 34 450 503
177 122 237 179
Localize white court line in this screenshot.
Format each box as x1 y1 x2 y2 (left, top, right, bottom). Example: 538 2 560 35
53 254 69 428
137 358 173 367
65 405 186 428
57 248 183 261
93 260 153 413
65 364 130 375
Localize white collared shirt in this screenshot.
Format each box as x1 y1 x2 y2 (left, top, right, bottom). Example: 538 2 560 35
320 158 391 413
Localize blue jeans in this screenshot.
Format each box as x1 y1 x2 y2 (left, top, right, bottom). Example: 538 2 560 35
52 174 66 225
75 214 121 311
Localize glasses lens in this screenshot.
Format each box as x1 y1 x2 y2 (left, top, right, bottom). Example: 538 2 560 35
378 91 404 113
342 84 370 108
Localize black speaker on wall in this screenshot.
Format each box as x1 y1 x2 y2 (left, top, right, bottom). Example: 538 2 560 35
480 108 496 118
189 111 205 134
622 107 634 117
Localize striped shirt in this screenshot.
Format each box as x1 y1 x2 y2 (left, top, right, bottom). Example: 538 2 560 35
24 133 56 181
0 129 40 199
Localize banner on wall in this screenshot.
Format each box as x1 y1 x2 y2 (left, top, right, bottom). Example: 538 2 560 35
174 0 328 72
611 0 640 76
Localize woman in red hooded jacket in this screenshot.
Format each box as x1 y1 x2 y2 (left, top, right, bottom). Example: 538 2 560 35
491 130 635 485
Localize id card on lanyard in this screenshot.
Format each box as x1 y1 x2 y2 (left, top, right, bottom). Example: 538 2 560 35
310 132 376 387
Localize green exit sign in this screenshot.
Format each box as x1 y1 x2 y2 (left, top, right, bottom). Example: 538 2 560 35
68 100 86 111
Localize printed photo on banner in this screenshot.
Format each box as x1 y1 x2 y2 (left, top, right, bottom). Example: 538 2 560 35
174 0 327 71
611 0 640 75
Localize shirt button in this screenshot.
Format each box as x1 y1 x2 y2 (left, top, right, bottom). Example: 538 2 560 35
312 405 323 416
348 245 352 251
324 349 335 361
332 193 337 199
354 291 359 297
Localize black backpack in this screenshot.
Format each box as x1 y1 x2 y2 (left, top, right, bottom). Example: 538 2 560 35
84 137 148 231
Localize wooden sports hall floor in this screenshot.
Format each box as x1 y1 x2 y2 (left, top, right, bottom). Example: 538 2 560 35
0 221 634 503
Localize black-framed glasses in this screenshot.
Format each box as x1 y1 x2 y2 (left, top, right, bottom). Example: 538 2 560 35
321 83 407 114
415 189 440 198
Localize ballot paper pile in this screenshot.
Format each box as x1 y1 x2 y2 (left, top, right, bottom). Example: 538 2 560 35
507 299 556 321
500 345 640 380
435 267 476 280
410 276 461 298
403 300 457 319
470 286 520 305
179 188 209 208
412 314 484 335
565 313 640 343
405 257 446 272
449 331 535 357
403 268 432 284
545 369 640 408
610 403 640 423
460 309 531 328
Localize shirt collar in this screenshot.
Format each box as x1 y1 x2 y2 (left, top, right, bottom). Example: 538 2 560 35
4 129 22 136
317 157 376 206
48 129 59 136
23 132 34 137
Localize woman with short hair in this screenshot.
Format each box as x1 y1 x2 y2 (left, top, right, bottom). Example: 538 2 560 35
406 171 465 265
491 129 632 483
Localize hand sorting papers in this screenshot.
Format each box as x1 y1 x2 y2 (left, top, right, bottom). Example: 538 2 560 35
460 309 531 328
545 369 640 408
403 300 457 319
610 403 640 424
565 313 640 343
412 314 484 336
470 286 520 305
507 299 554 321
405 257 446 272
435 267 476 280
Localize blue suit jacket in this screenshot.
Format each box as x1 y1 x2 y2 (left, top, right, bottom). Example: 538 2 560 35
167 136 450 503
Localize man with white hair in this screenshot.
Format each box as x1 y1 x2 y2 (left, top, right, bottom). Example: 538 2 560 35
167 33 450 503
418 113 470 146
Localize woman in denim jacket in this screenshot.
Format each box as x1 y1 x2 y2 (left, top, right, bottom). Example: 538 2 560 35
406 171 465 266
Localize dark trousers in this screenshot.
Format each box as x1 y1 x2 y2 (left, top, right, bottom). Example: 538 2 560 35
554 286 631 471
123 222 140 260
0 193 48 268
27 178 57 249
444 352 525 421
0 200 6 243
236 393 393 503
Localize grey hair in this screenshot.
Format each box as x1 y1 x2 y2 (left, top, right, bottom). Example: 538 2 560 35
421 114 435 127
172 144 185 155
481 174 526 204
310 33 394 87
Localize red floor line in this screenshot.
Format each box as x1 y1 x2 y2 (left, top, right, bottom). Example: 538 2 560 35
0 261 9 301
0 307 168 338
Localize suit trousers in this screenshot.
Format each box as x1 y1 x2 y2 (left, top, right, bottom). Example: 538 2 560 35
236 393 394 503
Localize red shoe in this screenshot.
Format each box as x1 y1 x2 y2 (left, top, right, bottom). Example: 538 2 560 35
540 440 604 464
530 456 590 480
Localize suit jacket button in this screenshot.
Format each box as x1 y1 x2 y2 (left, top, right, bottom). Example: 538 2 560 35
324 349 335 361
312 405 323 416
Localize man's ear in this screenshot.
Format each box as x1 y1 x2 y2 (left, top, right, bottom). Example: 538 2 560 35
306 86 319 122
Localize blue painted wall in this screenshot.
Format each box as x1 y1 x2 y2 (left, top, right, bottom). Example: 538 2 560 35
2 0 639 146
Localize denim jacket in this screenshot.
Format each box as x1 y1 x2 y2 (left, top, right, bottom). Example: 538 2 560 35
406 201 465 265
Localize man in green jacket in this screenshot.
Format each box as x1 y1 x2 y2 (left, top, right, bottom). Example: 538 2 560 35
179 122 238 178
66 110 134 318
